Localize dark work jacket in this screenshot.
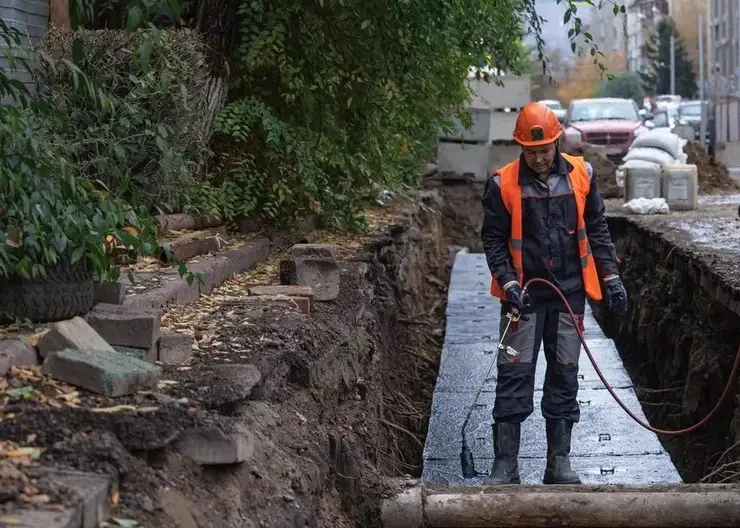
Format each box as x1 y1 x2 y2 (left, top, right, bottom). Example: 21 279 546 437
480 152 619 299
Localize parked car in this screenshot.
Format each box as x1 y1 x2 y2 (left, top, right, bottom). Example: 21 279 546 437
561 97 652 163
677 100 705 141
539 99 567 122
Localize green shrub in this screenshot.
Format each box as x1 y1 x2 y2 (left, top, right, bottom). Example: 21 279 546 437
38 27 213 216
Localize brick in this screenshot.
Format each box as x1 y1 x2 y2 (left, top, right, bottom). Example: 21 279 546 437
158 329 193 364
242 294 311 315
288 243 338 260
248 285 314 314
37 317 115 359
93 280 126 305
0 339 39 375
42 348 161 397
175 425 254 465
279 257 340 301
86 304 160 350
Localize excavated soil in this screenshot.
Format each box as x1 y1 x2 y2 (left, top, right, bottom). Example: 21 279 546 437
684 142 740 194
0 184 485 527
563 144 621 199
597 216 740 484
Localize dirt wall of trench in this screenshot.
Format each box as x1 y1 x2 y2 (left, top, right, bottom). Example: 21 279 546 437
597 217 740 483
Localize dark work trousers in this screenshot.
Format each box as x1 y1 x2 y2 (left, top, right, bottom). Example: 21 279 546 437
492 290 586 424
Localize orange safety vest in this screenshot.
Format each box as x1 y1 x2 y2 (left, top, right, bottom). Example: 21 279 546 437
489 153 603 302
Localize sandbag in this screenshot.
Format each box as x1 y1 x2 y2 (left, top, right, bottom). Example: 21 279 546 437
623 146 677 166
631 130 683 158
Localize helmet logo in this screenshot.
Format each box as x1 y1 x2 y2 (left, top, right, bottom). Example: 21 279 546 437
530 126 544 141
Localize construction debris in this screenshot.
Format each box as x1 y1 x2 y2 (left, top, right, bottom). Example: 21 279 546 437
37 317 116 359
683 142 740 194
563 144 621 199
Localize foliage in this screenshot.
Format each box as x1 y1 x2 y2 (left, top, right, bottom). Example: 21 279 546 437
639 21 697 99
597 71 644 102
557 52 627 104
38 27 212 216
0 20 159 281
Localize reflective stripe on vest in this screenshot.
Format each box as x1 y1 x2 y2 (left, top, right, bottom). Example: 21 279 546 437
488 153 603 302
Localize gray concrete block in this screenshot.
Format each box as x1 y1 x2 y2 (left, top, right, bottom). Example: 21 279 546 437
93 280 126 305
0 339 39 375
158 329 193 365
0 508 80 528
37 317 115 359
176 425 254 465
280 257 340 301
86 304 161 350
39 469 114 528
42 348 161 397
288 243 338 259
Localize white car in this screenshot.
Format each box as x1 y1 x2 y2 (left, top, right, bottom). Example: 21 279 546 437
538 99 567 122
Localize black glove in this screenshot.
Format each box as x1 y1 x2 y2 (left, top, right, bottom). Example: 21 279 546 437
605 277 628 316
504 283 529 317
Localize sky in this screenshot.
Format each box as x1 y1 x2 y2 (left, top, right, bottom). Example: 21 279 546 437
526 0 596 56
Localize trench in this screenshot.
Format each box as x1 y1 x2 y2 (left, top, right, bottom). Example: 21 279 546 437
595 216 740 485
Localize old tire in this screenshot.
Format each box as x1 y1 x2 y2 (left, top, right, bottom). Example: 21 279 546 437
0 255 94 324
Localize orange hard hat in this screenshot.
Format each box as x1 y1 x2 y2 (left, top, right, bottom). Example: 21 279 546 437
513 102 563 146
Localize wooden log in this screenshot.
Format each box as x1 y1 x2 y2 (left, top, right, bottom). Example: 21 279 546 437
381 484 740 528
155 214 223 234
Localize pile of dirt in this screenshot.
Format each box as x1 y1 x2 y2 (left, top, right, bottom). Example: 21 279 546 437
563 144 622 199
684 142 740 194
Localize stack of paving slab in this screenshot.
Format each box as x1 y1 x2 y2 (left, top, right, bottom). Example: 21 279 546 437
422 252 683 486
437 73 530 182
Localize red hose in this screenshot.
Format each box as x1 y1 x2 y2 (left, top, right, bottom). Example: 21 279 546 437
523 277 740 436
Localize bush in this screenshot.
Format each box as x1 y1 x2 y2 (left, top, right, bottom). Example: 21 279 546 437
597 71 644 103
0 21 158 282
38 27 213 216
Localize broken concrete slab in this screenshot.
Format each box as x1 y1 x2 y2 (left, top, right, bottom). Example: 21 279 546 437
199 364 263 408
175 425 254 465
158 329 193 364
0 339 39 375
35 469 114 528
279 257 340 301
249 285 314 314
37 317 116 359
86 303 161 350
113 345 157 364
93 280 126 305
42 348 161 397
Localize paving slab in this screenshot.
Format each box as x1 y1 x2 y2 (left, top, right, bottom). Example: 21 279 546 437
423 252 682 486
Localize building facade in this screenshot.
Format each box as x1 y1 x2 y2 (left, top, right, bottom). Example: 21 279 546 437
586 2 628 56
708 0 740 90
626 0 669 73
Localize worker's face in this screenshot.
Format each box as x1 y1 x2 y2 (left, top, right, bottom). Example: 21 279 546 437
522 142 557 175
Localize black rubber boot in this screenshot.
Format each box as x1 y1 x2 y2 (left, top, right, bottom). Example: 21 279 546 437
486 422 521 484
543 419 581 484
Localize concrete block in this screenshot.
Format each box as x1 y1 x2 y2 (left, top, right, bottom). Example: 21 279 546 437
37 317 115 359
199 364 262 408
0 339 39 375
0 509 80 528
38 469 114 528
279 257 340 301
113 345 157 364
42 348 161 397
176 425 254 465
288 243 338 260
158 329 193 364
249 285 314 314
93 280 125 305
86 304 160 350
241 295 311 315
436 142 491 182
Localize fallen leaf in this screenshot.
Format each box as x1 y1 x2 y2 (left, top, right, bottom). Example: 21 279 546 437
110 490 120 508
0 517 22 525
6 386 34 399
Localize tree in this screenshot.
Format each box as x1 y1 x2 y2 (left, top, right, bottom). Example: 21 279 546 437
597 71 644 102
639 21 697 99
557 51 627 104
674 0 706 72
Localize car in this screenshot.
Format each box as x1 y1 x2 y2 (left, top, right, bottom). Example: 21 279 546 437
539 99 567 122
561 97 652 163
677 100 705 141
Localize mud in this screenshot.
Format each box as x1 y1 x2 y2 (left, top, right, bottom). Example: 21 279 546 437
0 185 486 527
596 215 740 484
684 142 740 195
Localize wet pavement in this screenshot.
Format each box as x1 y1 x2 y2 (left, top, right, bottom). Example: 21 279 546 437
421 253 683 486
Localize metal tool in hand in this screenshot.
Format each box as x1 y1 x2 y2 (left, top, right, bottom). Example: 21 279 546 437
498 311 521 353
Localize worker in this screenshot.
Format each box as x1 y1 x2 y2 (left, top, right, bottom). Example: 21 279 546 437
480 102 628 485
